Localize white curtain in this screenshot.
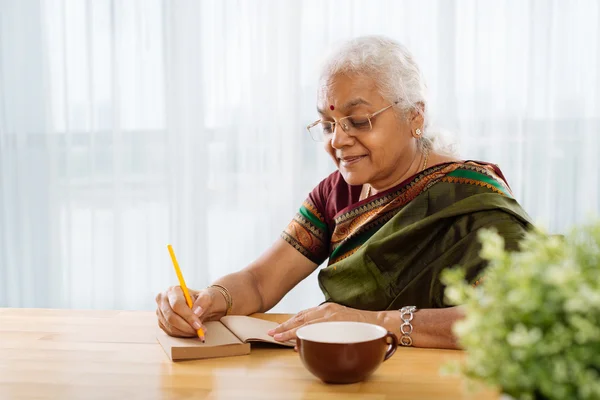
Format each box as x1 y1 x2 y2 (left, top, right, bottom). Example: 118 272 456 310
1 0 599 311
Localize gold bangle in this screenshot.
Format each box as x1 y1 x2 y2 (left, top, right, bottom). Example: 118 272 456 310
208 284 233 315
208 285 230 315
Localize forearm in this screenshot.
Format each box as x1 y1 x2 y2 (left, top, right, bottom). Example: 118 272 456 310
209 239 318 317
374 306 465 349
210 269 264 316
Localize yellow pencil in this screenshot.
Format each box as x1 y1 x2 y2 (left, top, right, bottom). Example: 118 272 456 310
167 244 205 342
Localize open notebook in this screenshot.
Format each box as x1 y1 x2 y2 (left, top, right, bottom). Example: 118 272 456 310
157 315 295 361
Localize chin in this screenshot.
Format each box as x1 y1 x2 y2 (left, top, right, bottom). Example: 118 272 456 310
338 169 367 186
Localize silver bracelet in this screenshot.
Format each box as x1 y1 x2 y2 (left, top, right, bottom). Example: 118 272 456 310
399 306 417 346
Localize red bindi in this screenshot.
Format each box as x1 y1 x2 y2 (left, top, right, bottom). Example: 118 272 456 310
330 105 335 110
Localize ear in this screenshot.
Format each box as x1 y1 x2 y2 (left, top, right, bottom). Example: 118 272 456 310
409 102 425 131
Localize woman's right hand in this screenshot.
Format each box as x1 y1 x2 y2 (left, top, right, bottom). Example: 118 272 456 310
155 286 225 337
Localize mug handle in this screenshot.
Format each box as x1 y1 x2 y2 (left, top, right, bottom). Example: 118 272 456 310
383 331 398 361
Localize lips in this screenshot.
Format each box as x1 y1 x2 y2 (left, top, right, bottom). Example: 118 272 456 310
338 155 367 167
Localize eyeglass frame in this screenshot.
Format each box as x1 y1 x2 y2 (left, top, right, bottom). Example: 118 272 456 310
306 101 399 142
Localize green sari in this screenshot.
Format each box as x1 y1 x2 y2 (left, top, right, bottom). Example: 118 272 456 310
282 161 532 310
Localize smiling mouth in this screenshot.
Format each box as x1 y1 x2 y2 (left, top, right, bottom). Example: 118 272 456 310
338 155 367 167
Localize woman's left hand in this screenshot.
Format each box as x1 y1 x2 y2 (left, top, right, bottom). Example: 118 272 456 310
267 303 377 342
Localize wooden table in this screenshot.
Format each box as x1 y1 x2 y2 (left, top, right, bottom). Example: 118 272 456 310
0 309 498 399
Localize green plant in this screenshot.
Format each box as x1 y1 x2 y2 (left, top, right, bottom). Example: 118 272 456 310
442 223 600 400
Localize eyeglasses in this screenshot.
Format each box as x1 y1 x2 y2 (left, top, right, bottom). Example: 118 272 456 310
306 103 397 142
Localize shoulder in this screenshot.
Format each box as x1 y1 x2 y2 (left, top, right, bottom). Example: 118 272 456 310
465 160 512 186
443 160 514 196
428 153 509 186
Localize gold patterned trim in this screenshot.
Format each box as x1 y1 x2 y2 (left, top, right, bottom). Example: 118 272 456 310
439 176 506 196
330 163 462 249
281 212 328 263
281 231 316 261
303 199 326 224
461 162 513 195
293 213 328 243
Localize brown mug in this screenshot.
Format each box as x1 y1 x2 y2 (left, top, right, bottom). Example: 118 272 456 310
296 321 398 384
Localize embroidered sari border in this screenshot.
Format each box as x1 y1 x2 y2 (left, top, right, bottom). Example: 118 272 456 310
301 200 326 226
327 162 513 263
299 203 328 231
333 163 453 223
456 163 513 195
282 161 515 266
330 164 460 246
280 231 322 264
444 169 512 197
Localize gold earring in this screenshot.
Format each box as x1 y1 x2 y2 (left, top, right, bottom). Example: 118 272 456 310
414 128 422 138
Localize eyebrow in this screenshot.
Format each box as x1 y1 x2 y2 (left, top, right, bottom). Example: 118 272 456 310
317 98 372 115
342 98 371 110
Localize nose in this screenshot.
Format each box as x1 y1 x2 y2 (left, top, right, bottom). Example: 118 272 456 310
330 122 354 149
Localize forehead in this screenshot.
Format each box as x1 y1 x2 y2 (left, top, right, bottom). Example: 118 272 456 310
318 72 383 107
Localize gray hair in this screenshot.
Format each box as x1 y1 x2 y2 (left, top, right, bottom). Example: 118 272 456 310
319 35 457 155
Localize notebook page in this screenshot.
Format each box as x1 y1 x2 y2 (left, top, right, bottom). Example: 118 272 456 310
220 316 295 347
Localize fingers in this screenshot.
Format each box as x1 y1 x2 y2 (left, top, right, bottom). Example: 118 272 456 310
167 286 205 332
155 287 216 338
268 308 315 337
268 307 325 342
157 312 208 338
155 288 197 336
268 303 349 342
274 317 328 342
190 290 214 319
156 308 195 338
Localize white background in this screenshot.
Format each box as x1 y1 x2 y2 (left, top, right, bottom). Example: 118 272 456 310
1 0 599 312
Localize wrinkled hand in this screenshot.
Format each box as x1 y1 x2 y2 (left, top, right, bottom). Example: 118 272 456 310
267 303 376 342
155 286 224 337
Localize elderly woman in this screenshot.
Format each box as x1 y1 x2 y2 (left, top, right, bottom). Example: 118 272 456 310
156 36 531 349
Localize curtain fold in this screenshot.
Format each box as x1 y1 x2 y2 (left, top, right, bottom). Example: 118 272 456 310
1 0 599 310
